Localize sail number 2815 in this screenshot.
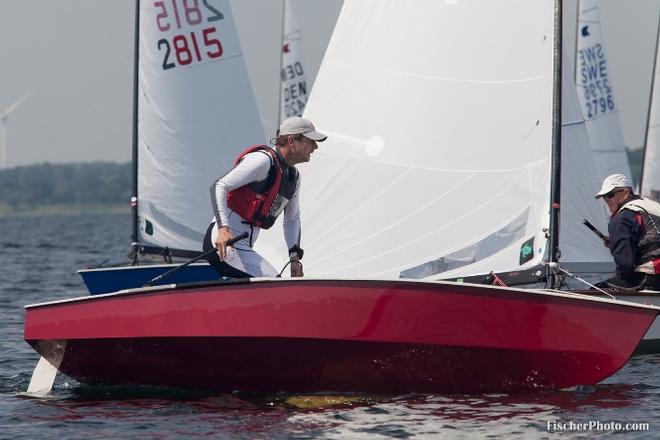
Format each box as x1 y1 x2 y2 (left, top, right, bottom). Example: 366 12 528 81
154 0 225 70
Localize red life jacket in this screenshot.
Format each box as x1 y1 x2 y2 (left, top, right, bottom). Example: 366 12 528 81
226 145 283 229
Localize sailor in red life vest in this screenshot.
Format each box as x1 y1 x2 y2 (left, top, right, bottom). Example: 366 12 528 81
594 174 660 291
203 117 327 278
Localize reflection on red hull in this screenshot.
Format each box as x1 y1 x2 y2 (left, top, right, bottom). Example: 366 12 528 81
24 279 658 394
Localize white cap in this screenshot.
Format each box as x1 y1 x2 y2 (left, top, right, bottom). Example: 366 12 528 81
595 173 634 198
278 117 327 142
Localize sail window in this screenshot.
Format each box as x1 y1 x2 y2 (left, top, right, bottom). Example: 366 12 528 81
399 208 529 279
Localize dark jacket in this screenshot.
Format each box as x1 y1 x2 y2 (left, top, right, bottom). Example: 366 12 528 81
609 196 660 277
608 209 642 277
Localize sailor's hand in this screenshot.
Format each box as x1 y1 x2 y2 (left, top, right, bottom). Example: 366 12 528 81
290 258 304 277
602 236 610 248
215 226 232 260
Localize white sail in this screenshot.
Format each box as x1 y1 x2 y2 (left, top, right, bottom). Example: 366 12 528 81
642 20 660 202
575 0 632 180
560 53 613 268
257 0 614 279
280 0 309 120
137 0 266 254
258 0 557 278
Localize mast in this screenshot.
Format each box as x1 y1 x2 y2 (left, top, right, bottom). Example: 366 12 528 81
548 0 563 284
129 0 140 263
276 0 287 127
640 10 660 193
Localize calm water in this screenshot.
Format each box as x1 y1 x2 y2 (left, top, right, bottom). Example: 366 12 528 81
0 212 658 439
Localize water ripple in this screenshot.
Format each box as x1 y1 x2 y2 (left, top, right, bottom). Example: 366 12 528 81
1 212 659 439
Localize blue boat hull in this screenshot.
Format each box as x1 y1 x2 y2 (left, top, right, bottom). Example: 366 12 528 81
78 263 220 294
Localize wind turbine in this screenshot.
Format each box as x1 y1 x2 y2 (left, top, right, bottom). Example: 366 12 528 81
1 91 32 169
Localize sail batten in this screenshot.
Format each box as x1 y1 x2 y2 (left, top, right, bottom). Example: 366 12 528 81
322 60 552 85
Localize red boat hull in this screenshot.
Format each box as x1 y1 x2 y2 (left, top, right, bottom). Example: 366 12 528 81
24 279 658 394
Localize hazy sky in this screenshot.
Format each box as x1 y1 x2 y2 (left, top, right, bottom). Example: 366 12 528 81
0 0 658 168
0 0 342 167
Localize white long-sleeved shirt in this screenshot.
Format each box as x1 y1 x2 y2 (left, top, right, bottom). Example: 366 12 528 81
210 150 301 253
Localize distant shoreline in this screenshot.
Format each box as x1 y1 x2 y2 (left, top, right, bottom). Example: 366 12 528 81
0 204 130 217
0 162 132 214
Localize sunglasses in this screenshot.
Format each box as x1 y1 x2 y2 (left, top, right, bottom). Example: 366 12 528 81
603 189 623 200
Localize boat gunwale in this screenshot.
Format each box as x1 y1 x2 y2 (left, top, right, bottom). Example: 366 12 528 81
77 262 212 273
24 277 660 313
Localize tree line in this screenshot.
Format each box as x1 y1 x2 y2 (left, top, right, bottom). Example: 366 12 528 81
0 162 131 210
0 149 645 212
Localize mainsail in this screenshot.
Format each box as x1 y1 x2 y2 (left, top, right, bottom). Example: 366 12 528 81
641 16 660 202
136 0 265 256
575 0 632 179
257 0 612 279
280 0 309 120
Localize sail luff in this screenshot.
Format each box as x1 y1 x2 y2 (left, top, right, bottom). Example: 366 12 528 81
130 0 141 260
572 0 579 87
641 11 660 200
549 0 563 266
277 0 286 127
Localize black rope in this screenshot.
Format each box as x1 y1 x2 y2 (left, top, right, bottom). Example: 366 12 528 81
277 259 303 278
